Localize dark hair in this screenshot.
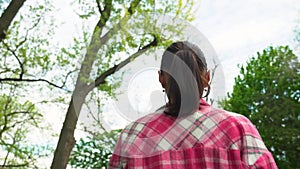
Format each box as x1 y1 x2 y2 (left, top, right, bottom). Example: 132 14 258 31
160 41 210 117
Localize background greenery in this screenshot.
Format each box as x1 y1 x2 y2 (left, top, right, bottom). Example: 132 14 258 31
220 46 300 169
0 0 299 168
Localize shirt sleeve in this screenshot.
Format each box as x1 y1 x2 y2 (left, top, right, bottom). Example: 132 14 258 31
236 115 278 169
251 152 278 169
108 131 126 169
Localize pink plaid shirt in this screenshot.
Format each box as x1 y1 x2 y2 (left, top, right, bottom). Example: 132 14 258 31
109 100 277 169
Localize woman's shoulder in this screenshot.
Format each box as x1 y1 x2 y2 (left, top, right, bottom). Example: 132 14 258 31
122 112 169 133
205 107 251 122
199 107 260 136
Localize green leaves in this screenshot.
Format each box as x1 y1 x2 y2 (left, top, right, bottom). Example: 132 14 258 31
1 0 198 167
0 94 45 168
69 130 121 169
221 46 300 169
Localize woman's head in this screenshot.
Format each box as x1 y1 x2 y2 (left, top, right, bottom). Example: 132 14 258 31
159 41 210 117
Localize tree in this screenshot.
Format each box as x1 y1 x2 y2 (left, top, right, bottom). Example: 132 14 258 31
0 0 195 167
49 0 195 168
0 0 59 167
0 0 26 42
0 86 51 169
221 46 300 169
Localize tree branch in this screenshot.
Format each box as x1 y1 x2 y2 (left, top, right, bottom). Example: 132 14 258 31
95 0 103 15
60 69 78 89
76 0 142 90
0 0 26 42
0 52 76 92
76 0 113 87
1 15 45 80
6 111 29 117
99 0 141 47
0 131 29 168
15 16 42 50
85 35 158 93
0 77 71 91
127 0 140 15
2 42 24 79
2 127 17 167
95 0 112 32
0 163 29 168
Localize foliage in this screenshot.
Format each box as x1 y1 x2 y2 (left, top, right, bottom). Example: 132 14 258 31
0 0 196 167
0 0 62 86
69 130 121 169
220 46 300 169
52 0 196 167
0 0 60 167
65 0 195 164
0 86 50 168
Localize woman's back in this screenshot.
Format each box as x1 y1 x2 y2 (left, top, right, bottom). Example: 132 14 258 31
109 100 277 169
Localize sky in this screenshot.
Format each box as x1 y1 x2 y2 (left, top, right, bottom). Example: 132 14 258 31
193 0 300 92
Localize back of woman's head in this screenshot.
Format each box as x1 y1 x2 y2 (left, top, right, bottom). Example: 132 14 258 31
160 41 209 117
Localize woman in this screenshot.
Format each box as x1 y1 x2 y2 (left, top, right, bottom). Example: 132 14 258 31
109 41 277 169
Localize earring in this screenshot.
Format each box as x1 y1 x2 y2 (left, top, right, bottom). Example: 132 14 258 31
202 86 211 99
163 90 168 105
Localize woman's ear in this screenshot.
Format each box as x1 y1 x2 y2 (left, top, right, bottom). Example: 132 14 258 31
205 70 211 87
158 71 166 88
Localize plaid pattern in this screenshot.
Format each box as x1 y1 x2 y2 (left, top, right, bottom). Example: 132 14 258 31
109 100 277 169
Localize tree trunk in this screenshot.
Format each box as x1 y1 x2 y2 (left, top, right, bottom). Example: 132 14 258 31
50 1 142 168
50 93 86 169
0 0 26 42
51 13 107 169
50 36 158 169
51 37 102 169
